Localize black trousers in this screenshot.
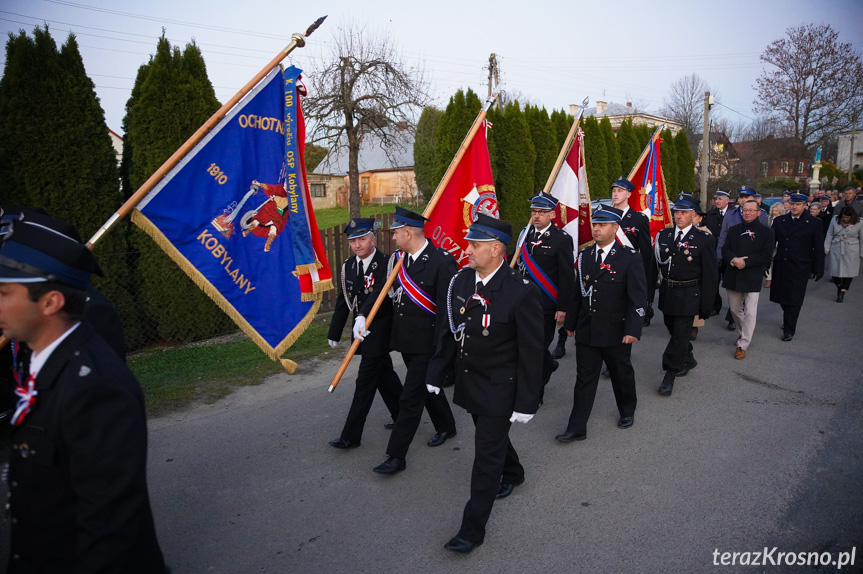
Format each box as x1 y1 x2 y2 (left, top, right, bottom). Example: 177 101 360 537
541 311 556 386
780 305 802 335
566 342 637 433
662 313 694 373
340 352 402 443
832 277 853 290
714 261 727 312
457 413 522 543
386 352 456 459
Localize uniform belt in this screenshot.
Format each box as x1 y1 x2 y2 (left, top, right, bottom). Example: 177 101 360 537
663 278 701 288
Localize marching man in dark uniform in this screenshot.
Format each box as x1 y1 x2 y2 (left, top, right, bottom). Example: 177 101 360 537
769 193 825 342
702 189 731 316
0 216 167 573
654 195 718 396
369 207 458 475
721 200 775 359
610 178 655 326
426 214 543 554
516 192 574 393
556 206 647 442
326 218 402 449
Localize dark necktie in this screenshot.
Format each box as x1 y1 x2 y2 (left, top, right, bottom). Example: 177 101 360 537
674 230 683 252
596 248 603 263
476 281 483 293
405 255 412 270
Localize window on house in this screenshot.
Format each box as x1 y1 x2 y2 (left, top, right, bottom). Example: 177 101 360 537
761 162 769 174
798 162 804 174
781 161 788 173
310 183 326 198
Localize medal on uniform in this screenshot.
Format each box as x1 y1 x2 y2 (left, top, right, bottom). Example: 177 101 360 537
684 249 690 255
482 313 490 336
364 274 374 294
687 256 693 261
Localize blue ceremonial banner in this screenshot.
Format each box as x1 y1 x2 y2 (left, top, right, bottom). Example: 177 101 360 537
132 66 332 369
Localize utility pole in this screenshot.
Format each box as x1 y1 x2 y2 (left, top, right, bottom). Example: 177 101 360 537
487 53 501 109
699 91 713 200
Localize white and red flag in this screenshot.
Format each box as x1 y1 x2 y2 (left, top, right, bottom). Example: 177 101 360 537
548 127 593 252
627 131 673 242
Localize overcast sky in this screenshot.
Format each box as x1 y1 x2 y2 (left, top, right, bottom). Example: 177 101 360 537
2 0 861 137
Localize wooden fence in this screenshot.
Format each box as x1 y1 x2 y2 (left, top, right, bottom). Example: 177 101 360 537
317 212 397 313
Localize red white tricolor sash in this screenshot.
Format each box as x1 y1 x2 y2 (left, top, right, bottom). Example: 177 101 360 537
395 252 436 315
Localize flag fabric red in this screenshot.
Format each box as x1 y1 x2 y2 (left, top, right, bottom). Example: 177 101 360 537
426 120 498 267
548 128 593 251
627 135 672 242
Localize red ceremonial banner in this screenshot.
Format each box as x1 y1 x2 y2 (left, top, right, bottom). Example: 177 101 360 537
627 135 672 242
427 120 498 267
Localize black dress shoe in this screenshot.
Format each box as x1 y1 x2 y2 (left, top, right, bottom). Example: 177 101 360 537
496 476 524 499
837 291 845 302
710 308 721 317
328 437 360 449
690 326 698 341
781 331 793 342
384 419 395 429
658 373 674 396
428 430 456 447
373 456 406 475
673 357 697 377
444 536 483 554
601 366 610 377
555 430 587 442
727 320 736 331
617 416 634 429
550 342 566 360
550 359 560 373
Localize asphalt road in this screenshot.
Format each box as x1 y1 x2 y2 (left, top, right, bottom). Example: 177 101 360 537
2 278 861 573
144 277 863 574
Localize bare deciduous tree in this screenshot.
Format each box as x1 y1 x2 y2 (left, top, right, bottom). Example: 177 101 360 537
660 73 713 140
754 23 863 149
304 23 430 216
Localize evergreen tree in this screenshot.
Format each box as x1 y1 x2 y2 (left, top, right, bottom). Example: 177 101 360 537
0 27 138 345
487 102 535 236
635 123 653 149
675 130 697 194
582 116 608 199
617 119 640 177
600 116 622 185
124 33 234 343
413 106 443 200
434 88 482 187
661 128 679 197
550 109 572 150
525 105 558 192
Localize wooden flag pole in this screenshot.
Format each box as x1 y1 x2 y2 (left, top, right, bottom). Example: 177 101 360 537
510 97 589 269
85 16 327 249
0 18 327 354
328 94 498 393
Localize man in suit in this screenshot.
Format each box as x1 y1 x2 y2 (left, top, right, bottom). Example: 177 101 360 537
654 194 719 396
722 200 775 359
702 190 731 316
326 218 402 449
370 207 458 475
819 194 834 219
769 193 825 342
0 216 166 573
516 192 574 393
426 213 543 554
835 186 863 217
716 186 768 330
610 178 655 326
556 206 647 442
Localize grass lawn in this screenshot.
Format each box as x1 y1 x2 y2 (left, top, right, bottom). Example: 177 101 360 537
130 315 343 417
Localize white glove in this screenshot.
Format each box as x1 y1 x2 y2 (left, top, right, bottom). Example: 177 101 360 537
509 412 534 424
328 339 339 349
426 384 441 394
353 316 370 340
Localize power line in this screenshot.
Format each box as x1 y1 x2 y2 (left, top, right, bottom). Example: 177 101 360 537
714 101 756 122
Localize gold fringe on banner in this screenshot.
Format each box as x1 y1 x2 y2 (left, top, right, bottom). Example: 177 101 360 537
131 211 320 364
